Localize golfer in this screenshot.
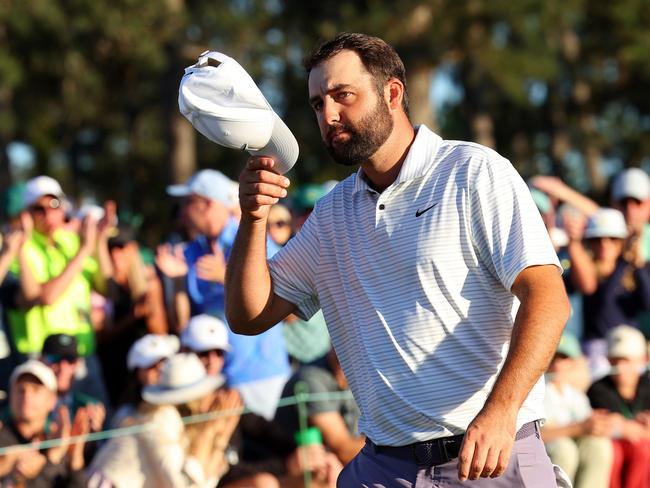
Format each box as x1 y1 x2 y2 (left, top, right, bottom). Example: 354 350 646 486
225 33 569 487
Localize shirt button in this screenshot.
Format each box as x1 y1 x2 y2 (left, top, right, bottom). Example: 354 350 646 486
378 204 385 210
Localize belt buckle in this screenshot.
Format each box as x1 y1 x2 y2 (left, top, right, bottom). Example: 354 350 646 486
411 442 437 465
440 438 458 463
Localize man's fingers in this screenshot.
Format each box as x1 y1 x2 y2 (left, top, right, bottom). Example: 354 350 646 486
480 447 499 478
457 437 475 481
243 182 287 199
246 156 276 171
467 443 489 480
490 448 511 478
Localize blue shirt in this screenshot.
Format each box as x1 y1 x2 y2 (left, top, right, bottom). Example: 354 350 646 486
183 218 290 386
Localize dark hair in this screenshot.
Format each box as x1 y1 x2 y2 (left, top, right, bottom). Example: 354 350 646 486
304 32 409 115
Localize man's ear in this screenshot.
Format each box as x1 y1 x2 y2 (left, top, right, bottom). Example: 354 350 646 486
385 78 404 110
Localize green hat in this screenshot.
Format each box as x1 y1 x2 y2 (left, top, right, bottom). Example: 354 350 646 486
293 183 328 210
556 334 581 358
2 182 26 217
530 188 552 215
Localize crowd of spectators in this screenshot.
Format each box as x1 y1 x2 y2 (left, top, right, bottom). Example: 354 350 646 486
1 164 650 487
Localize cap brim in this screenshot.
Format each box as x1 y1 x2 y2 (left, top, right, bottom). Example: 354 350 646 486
142 374 224 405
247 112 298 175
166 184 192 197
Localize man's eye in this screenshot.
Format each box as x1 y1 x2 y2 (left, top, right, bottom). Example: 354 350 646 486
312 101 323 112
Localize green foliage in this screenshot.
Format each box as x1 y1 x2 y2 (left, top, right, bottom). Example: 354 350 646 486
1 0 650 239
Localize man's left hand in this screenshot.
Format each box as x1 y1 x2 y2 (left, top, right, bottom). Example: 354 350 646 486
457 406 517 481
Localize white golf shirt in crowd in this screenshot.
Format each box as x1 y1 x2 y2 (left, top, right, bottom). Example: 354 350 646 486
268 125 561 446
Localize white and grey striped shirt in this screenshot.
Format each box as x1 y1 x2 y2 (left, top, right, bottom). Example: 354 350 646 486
269 125 561 446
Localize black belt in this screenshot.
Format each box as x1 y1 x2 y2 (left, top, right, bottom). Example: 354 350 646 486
367 420 539 466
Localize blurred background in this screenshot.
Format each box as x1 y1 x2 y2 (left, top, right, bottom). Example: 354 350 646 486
2 0 650 243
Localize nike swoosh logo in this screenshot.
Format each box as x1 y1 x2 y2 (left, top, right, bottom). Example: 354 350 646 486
415 203 438 217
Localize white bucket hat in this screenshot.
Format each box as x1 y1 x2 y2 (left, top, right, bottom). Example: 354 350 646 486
142 353 224 405
180 314 231 353
179 50 298 175
127 334 180 370
584 208 628 240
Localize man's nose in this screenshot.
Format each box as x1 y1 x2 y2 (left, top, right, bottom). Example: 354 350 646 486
322 99 340 125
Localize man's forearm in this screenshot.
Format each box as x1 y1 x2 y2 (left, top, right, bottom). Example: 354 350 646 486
225 216 275 334
485 268 570 416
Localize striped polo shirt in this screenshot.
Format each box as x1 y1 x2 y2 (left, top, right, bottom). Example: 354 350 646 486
269 125 561 446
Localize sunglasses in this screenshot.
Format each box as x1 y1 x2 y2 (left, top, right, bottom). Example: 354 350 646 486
269 220 291 228
197 349 226 359
45 354 78 365
30 198 62 214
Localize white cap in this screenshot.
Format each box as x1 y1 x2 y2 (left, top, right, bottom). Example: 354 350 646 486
23 176 66 208
167 169 234 205
10 359 57 393
612 168 650 202
180 314 231 353
75 203 105 221
607 325 647 359
178 50 298 175
584 208 628 239
127 334 180 370
142 353 224 405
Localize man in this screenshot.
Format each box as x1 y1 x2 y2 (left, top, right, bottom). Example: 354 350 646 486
587 325 650 488
40 333 105 432
225 33 570 486
276 348 364 465
0 359 88 487
157 169 291 420
7 175 114 406
541 334 613 488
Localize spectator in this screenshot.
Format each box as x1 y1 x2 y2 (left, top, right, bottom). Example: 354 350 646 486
7 176 114 405
0 217 28 393
541 333 613 488
97 227 168 406
157 170 290 420
180 314 229 377
276 349 364 465
611 168 650 265
40 333 105 432
587 325 650 488
89 352 239 488
112 333 180 426
0 359 89 487
567 208 650 377
266 204 293 249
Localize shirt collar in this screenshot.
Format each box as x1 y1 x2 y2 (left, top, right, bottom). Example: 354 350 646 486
352 124 442 194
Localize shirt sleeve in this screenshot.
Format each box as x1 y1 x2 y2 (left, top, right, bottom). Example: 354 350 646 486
469 155 562 291
268 210 321 320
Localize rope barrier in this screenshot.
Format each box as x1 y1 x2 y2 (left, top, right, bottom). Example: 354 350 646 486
0 390 354 457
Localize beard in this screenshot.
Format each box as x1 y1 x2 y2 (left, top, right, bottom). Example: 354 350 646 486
324 96 394 166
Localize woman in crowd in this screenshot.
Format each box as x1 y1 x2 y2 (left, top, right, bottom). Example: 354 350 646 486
89 352 241 488
566 208 650 376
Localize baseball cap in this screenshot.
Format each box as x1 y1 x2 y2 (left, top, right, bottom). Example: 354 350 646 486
607 325 647 359
583 208 628 240
556 334 581 358
611 168 650 202
127 334 180 370
167 169 233 205
23 176 66 208
178 50 298 175
10 360 58 393
180 314 231 353
42 334 79 362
